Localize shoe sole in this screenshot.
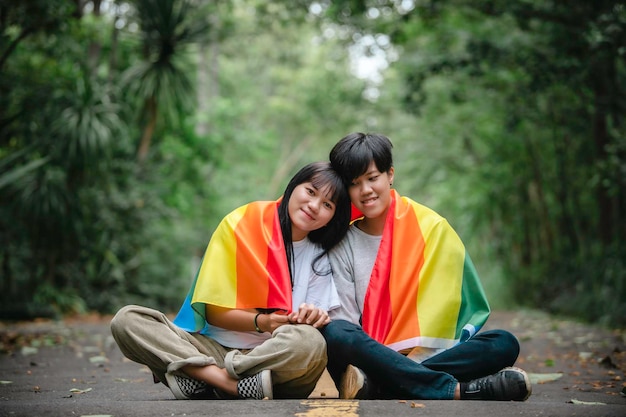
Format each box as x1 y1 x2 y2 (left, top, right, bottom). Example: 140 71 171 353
339 365 364 399
260 369 274 400
505 366 532 401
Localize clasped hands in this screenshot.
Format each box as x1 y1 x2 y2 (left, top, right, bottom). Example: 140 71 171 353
204 303 329 334
265 303 329 332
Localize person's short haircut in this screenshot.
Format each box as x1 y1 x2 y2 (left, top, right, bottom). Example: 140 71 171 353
329 132 393 183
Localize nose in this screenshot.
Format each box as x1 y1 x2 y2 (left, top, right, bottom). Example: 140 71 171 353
308 197 321 212
359 181 372 194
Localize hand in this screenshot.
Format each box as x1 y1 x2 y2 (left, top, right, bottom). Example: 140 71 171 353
262 311 291 333
287 303 330 328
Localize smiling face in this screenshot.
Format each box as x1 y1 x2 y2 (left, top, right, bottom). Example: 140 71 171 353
288 181 337 242
349 161 394 235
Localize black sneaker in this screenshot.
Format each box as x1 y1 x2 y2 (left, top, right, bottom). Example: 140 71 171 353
339 365 369 399
164 372 229 400
462 367 532 401
237 369 273 400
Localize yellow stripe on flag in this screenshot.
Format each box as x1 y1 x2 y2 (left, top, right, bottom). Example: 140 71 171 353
193 205 246 308
416 209 465 340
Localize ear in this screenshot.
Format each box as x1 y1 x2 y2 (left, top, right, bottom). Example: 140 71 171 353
388 167 395 185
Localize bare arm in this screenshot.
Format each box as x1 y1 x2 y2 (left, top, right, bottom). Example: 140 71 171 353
205 305 290 333
205 304 329 333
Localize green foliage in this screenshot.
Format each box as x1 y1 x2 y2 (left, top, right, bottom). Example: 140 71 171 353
2 0 370 317
33 283 87 318
0 0 214 317
204 6 372 215
315 0 626 326
1 0 623 327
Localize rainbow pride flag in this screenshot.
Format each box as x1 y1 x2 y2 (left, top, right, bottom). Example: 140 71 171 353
173 200 293 333
361 190 490 352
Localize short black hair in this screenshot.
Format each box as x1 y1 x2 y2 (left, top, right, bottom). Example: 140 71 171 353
329 132 393 184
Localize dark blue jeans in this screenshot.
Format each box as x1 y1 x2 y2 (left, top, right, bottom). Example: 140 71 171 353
321 319 520 400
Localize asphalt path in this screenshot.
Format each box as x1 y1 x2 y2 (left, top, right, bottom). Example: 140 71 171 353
0 310 624 416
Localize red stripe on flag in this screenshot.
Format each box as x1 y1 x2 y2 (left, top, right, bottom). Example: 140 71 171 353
362 197 396 342
265 203 292 311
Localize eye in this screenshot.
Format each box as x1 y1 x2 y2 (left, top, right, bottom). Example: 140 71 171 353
306 187 316 195
323 201 335 210
369 175 379 182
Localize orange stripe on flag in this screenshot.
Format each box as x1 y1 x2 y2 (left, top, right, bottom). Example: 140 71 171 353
235 203 270 307
386 199 424 345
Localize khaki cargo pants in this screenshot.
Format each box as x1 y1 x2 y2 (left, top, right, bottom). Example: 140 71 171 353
110 305 327 399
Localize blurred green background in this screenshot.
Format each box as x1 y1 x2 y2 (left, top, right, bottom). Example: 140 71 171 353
1 0 624 327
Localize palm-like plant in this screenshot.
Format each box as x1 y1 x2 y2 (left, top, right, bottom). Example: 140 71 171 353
21 76 120 251
54 76 124 170
122 0 210 163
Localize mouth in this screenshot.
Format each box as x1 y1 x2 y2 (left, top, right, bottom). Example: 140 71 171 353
361 196 378 206
301 209 315 221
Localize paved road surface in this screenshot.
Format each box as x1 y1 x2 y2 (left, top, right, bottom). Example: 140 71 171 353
1 310 624 416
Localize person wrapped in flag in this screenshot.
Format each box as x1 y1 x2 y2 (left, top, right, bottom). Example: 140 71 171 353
111 161 351 400
322 132 532 401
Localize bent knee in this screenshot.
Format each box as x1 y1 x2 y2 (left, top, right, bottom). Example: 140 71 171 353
485 329 520 365
110 304 144 337
494 329 520 354
276 325 327 356
321 320 360 347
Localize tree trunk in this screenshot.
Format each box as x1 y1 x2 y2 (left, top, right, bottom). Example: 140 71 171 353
87 0 103 74
137 96 157 163
195 14 221 137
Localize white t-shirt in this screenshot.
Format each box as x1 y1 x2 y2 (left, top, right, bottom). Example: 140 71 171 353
291 237 340 310
206 237 340 348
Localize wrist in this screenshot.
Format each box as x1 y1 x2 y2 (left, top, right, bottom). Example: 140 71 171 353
253 312 264 333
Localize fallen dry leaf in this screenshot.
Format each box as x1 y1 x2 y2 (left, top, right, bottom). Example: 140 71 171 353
69 387 92 394
529 372 563 384
568 398 606 405
79 415 113 417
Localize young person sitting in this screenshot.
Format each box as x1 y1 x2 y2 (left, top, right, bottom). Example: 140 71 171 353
111 161 351 400
322 132 531 401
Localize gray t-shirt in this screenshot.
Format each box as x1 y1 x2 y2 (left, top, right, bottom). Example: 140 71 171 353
328 223 382 323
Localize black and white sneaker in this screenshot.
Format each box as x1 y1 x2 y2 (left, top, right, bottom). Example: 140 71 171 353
164 372 226 400
339 365 368 399
237 369 273 400
461 367 532 401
